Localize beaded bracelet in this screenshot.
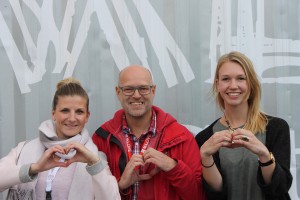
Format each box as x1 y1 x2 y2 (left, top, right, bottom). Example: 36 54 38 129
201 160 215 168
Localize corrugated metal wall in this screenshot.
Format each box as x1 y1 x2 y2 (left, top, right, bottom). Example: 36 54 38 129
0 0 299 199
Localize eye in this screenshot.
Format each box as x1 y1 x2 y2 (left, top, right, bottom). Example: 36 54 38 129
222 77 229 81
123 87 134 93
76 109 85 114
139 86 150 92
238 76 246 80
60 108 69 113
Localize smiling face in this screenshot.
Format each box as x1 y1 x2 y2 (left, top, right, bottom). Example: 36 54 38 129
116 65 156 120
52 95 90 139
216 61 249 109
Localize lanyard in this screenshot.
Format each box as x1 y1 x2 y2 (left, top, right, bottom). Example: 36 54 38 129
125 133 151 159
45 158 65 200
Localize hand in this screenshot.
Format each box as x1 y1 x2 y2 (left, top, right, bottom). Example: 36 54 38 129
30 145 68 175
142 148 176 172
64 142 99 166
231 129 269 158
118 154 152 190
200 130 232 158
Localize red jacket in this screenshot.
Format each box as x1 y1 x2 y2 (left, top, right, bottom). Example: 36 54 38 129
92 106 206 200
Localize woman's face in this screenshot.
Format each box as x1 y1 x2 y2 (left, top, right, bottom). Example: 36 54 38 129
216 61 249 108
52 95 90 139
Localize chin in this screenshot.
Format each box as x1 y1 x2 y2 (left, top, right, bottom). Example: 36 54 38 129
128 111 146 118
63 131 79 137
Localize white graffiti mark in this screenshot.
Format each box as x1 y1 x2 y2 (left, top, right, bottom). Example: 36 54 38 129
208 0 300 84
111 0 149 71
0 9 30 92
0 0 195 93
132 0 195 87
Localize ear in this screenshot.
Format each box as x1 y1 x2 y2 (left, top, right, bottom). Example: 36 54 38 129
215 79 220 91
52 110 56 121
115 86 122 100
115 86 120 94
85 111 91 123
151 85 156 95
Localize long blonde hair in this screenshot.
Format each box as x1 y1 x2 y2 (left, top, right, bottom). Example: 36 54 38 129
212 51 267 134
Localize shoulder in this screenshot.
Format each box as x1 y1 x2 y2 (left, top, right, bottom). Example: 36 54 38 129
94 126 110 138
157 122 195 151
162 121 193 141
195 119 220 148
265 115 290 148
20 138 42 149
266 115 289 131
85 138 98 153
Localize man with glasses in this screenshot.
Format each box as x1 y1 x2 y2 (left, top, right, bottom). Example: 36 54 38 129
92 65 205 200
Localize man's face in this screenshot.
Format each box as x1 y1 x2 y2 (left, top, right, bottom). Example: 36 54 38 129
116 66 156 120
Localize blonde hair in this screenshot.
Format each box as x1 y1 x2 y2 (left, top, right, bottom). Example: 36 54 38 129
52 78 89 111
212 51 267 134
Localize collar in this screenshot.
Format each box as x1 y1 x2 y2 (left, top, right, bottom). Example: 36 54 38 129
122 109 156 137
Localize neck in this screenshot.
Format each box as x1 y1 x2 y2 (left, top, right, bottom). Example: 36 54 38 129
125 113 152 138
223 106 248 128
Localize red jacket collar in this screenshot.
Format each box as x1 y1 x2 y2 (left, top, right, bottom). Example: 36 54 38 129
101 106 176 135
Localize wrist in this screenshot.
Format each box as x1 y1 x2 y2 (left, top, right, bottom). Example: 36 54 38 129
258 152 275 167
29 163 39 176
87 158 99 166
118 179 127 190
163 158 177 172
200 148 212 159
258 150 271 162
201 158 215 168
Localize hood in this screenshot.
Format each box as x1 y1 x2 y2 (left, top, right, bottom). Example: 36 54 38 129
39 119 90 159
39 119 59 139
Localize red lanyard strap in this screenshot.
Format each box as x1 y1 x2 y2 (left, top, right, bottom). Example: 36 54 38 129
125 133 151 159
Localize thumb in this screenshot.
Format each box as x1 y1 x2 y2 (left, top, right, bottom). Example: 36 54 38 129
149 167 160 177
138 174 152 181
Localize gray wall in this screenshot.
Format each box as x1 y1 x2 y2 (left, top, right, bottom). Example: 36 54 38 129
0 0 299 199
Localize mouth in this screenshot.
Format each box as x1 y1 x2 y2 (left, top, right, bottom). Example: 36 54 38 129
227 92 241 96
64 124 78 128
129 102 145 109
130 102 144 105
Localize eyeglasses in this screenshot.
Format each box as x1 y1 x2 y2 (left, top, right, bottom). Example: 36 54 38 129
118 85 153 96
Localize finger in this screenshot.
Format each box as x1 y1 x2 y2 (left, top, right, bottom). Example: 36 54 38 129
54 162 68 168
64 143 79 154
143 149 164 160
138 174 152 181
143 147 157 156
241 135 250 142
52 145 66 153
212 133 231 143
149 167 161 177
65 158 76 166
46 146 63 156
129 155 144 164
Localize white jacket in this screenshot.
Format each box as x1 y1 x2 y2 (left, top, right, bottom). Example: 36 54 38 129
0 127 120 200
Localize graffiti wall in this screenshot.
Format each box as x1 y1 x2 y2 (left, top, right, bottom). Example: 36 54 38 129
0 0 299 198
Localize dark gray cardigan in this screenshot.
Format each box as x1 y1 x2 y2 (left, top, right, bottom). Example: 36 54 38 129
195 116 293 200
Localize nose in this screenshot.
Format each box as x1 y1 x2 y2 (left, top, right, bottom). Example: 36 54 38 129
229 79 238 89
132 88 142 98
68 112 76 121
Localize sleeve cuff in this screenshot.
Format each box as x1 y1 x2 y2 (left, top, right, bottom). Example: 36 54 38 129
86 151 108 176
19 164 37 183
